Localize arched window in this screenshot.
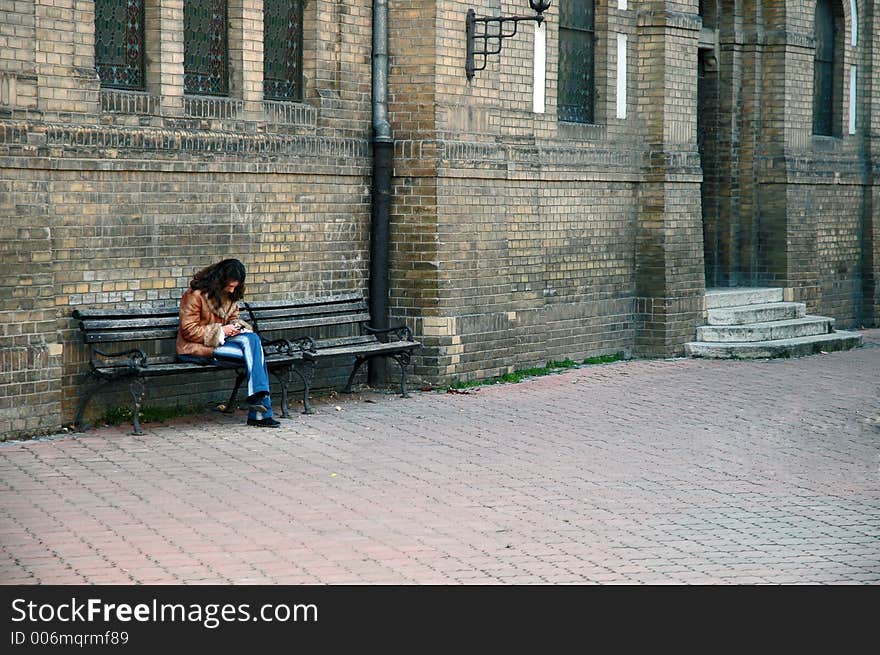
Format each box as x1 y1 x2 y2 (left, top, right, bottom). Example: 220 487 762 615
558 0 595 124
95 0 145 90
813 0 843 136
184 0 228 95
263 0 304 101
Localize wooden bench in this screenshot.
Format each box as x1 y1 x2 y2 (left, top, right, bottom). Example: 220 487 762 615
71 305 314 435
241 294 421 414
71 293 420 432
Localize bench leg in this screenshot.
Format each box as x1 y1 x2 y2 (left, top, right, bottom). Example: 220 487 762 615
390 352 413 398
291 360 316 415
221 371 246 414
74 374 109 432
343 356 368 393
129 377 146 436
272 367 292 419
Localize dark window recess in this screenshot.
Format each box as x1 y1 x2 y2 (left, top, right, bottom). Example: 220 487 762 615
263 0 304 101
95 0 145 90
813 0 835 136
184 0 228 96
558 0 595 124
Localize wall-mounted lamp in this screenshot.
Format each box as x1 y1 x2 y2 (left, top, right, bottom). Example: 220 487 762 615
466 1 552 80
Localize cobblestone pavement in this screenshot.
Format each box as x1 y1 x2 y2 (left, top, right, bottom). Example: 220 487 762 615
2 330 878 585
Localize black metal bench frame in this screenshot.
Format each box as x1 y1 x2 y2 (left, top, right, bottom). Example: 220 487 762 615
242 293 421 414
71 305 313 435
71 293 420 432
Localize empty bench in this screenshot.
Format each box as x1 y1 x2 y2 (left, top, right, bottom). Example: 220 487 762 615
242 294 421 413
71 305 314 434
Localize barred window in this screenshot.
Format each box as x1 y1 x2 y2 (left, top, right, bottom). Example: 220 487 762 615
94 0 145 90
558 0 595 124
184 0 228 95
263 0 304 101
813 0 841 136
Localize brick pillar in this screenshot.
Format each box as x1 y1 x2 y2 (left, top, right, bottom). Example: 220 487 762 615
145 0 184 114
229 0 264 119
35 0 100 114
0 0 38 109
634 3 705 356
387 1 442 381
863 0 880 325
0 190 61 440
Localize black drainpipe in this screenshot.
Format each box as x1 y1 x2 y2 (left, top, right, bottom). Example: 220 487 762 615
369 0 393 385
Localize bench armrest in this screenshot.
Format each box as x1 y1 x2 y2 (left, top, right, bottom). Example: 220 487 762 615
262 336 317 357
363 324 414 342
90 347 148 371
290 336 318 354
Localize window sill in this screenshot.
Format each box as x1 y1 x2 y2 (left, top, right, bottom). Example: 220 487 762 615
184 95 242 120
558 120 605 141
262 99 317 128
811 134 845 152
100 88 161 115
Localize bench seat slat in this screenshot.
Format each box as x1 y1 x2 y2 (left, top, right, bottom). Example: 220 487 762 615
83 325 177 343
84 328 179 343
91 361 233 375
316 340 420 359
92 350 305 372
314 335 380 348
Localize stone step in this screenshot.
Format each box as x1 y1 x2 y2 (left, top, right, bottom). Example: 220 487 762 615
695 316 835 343
704 287 784 309
684 330 863 359
707 301 806 325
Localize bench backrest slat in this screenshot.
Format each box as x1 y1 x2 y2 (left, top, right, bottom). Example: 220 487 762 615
254 313 371 332
245 300 367 321
72 306 180 320
79 316 180 331
243 293 363 311
74 294 371 345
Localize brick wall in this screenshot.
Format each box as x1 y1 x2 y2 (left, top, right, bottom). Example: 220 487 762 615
0 0 375 440
1 0 878 438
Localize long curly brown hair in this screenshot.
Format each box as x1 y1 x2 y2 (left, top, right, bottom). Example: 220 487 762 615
189 258 246 302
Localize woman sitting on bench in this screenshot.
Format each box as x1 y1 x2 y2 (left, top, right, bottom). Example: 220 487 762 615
176 258 281 428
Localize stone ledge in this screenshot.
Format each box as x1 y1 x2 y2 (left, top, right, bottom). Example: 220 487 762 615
685 330 862 359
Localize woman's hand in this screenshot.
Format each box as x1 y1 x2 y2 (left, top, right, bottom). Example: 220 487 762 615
222 323 242 337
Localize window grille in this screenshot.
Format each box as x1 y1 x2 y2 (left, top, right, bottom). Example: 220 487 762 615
95 0 145 90
184 0 229 95
263 0 304 101
558 0 595 124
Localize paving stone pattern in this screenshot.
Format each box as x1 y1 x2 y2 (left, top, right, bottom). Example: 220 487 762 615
1 330 878 585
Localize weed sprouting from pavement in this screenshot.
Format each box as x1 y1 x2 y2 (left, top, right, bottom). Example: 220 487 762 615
101 404 202 426
445 352 625 391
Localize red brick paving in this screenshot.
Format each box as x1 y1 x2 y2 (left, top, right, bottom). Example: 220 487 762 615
1 329 878 584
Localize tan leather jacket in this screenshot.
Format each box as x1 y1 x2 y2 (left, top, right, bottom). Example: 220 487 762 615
176 289 251 358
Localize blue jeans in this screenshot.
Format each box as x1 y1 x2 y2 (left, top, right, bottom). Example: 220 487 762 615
212 333 274 419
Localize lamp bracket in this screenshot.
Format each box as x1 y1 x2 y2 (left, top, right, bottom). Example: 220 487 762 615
466 8 546 80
